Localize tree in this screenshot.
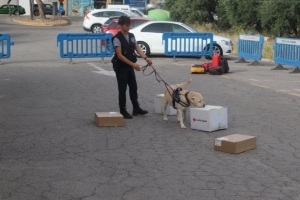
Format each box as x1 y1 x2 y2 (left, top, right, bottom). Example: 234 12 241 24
220 0 262 33
164 0 218 25
35 0 46 19
7 0 11 16
213 0 231 32
259 0 300 37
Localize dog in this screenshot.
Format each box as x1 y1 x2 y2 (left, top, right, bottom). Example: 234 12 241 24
163 79 205 128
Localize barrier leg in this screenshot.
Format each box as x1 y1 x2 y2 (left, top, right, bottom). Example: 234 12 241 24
235 58 249 63
271 64 288 70
199 56 208 62
248 60 264 66
0 59 1 65
100 57 105 63
68 58 74 64
173 55 176 62
289 67 300 74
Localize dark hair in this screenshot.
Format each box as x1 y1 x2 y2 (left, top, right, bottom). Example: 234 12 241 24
118 16 131 25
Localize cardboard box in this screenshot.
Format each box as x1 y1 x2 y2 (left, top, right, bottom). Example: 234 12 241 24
154 94 177 116
190 105 227 132
95 112 124 127
214 134 256 154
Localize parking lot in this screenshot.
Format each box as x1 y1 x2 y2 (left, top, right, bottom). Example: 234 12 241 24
1 17 300 200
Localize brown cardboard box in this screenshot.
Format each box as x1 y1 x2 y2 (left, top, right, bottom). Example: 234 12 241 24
214 134 256 154
95 112 124 127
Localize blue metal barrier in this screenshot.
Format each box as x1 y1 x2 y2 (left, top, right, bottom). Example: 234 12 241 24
273 37 300 73
162 32 214 59
0 33 14 64
57 33 113 64
236 34 264 65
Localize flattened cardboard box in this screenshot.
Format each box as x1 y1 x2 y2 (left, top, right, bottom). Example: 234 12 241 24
154 94 177 116
214 134 256 154
190 105 227 132
95 112 124 127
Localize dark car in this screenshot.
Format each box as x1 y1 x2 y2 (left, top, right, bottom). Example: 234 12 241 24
33 4 65 16
0 4 26 15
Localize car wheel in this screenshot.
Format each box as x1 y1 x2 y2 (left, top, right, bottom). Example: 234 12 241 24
134 41 150 57
14 10 19 15
205 44 223 60
92 24 102 33
33 10 39 16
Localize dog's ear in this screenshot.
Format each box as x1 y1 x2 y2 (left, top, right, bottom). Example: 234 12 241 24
190 96 196 102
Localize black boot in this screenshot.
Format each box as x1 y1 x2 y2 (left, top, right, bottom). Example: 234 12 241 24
120 109 133 119
132 107 148 116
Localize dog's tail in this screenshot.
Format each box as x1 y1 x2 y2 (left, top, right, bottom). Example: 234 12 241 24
175 79 192 88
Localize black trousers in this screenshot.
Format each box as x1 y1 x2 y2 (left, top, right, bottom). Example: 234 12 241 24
113 63 139 110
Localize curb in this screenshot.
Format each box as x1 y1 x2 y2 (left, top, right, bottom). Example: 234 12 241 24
12 18 69 26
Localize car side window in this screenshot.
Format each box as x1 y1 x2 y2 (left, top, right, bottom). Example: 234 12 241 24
93 12 102 17
141 23 167 33
171 24 190 32
103 11 112 17
93 11 109 17
45 5 51 8
114 11 127 16
2 5 8 9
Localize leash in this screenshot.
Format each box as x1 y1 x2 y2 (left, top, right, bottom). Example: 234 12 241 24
141 64 190 108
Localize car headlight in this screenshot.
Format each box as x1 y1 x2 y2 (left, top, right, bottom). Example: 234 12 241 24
221 40 231 46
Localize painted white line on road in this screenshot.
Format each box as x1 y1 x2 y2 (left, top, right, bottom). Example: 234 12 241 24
222 75 232 79
88 63 116 77
249 79 260 82
249 79 300 83
277 90 292 93
288 93 300 97
250 83 269 88
173 62 186 66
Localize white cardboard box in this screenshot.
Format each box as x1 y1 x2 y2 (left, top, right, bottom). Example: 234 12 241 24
154 94 177 116
190 105 228 132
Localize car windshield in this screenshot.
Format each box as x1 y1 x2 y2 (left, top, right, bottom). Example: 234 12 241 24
104 17 119 25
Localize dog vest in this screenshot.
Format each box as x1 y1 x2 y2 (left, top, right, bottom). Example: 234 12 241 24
172 88 190 109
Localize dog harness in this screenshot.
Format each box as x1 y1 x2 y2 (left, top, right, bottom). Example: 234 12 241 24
172 88 190 109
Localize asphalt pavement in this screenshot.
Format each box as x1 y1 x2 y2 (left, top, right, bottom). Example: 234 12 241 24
1 17 300 200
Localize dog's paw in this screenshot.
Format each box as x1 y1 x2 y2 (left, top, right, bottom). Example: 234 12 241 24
163 117 168 121
181 125 187 129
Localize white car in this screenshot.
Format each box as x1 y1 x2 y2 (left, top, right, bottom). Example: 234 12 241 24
107 5 147 18
83 9 138 33
130 8 147 18
130 21 233 57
